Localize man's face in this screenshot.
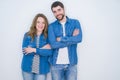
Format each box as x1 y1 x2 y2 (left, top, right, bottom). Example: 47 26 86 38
52 6 65 21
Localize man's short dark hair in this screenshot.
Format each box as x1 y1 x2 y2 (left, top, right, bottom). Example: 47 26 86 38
51 1 64 10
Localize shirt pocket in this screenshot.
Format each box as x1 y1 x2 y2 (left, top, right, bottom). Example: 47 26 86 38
54 27 63 37
66 25 75 36
39 38 47 47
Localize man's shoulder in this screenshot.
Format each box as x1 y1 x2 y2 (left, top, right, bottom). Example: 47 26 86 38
49 20 58 25
67 17 81 26
48 20 58 29
68 17 80 23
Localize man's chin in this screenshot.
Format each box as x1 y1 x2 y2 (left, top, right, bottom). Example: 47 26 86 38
56 17 63 21
57 18 62 21
56 15 64 21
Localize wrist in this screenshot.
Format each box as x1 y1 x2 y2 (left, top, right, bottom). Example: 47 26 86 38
33 48 36 53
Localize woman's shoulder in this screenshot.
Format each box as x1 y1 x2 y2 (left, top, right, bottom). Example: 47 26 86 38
23 32 31 39
41 34 47 39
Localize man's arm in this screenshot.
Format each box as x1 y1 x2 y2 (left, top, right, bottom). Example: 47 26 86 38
59 20 82 45
48 25 68 49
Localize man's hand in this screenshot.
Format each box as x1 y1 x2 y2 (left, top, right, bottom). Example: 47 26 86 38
56 37 61 42
73 29 79 36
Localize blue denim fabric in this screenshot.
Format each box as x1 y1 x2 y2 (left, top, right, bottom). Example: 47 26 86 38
22 33 52 74
22 71 46 80
51 64 77 80
48 17 82 65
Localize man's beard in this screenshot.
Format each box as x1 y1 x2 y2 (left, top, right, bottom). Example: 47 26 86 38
56 14 65 21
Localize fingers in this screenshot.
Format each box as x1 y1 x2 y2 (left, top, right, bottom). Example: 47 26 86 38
23 48 29 54
23 47 33 54
41 44 51 49
45 44 51 49
73 29 79 36
56 37 61 41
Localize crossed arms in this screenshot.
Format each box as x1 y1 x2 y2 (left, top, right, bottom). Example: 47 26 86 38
48 20 82 49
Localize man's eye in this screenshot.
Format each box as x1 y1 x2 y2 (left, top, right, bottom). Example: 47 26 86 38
58 9 61 11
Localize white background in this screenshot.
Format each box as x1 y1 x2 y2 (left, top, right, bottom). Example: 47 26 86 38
0 0 120 80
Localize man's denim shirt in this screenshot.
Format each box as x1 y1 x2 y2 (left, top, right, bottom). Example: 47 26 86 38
48 17 82 65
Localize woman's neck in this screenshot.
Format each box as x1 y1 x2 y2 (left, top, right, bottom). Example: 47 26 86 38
37 31 42 36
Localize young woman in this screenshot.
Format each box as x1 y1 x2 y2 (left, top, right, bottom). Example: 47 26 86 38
21 13 52 80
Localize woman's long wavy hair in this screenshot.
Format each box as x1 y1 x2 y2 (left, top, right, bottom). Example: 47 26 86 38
27 13 48 40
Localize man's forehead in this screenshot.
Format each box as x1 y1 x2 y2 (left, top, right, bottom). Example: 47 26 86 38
52 6 63 11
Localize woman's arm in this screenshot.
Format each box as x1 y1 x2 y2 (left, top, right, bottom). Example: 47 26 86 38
24 44 52 56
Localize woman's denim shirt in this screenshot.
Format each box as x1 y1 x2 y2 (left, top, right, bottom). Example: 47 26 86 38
21 33 52 74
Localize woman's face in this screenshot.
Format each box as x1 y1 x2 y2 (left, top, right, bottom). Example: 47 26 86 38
36 17 45 32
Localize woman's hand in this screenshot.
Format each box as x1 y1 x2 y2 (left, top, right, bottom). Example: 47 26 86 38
23 46 36 54
41 44 51 49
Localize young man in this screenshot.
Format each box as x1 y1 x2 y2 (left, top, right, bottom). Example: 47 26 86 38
48 1 82 80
